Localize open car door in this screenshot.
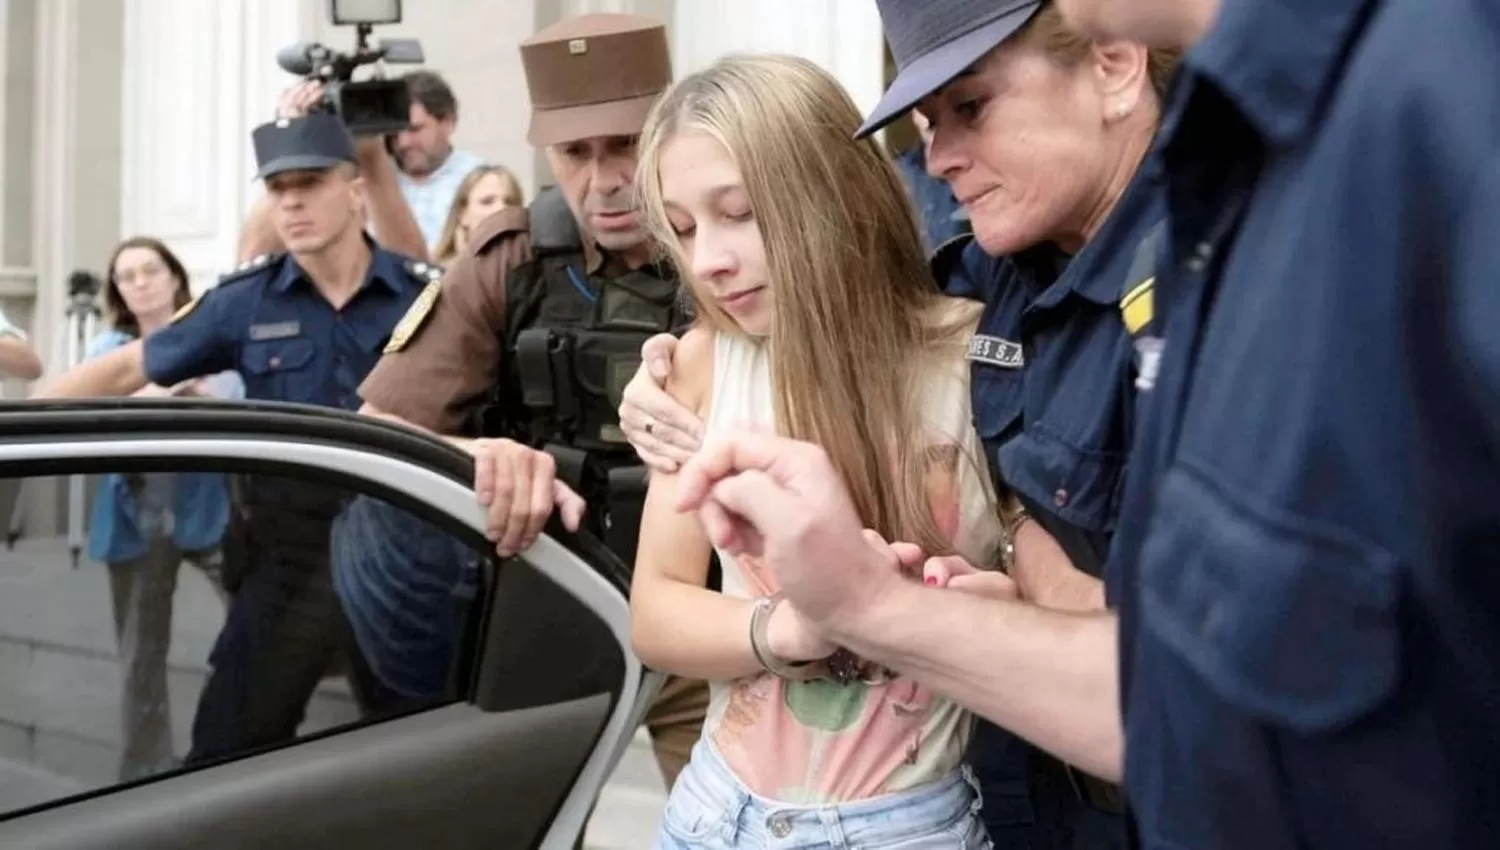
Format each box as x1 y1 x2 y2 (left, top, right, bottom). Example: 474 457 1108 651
0 400 660 849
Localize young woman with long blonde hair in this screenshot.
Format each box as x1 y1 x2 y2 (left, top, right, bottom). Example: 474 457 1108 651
430 164 525 266
629 54 1004 849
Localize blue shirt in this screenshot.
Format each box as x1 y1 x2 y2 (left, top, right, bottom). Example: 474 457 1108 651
86 329 243 564
1109 0 1500 846
949 165 1162 583
397 149 486 251
144 243 430 410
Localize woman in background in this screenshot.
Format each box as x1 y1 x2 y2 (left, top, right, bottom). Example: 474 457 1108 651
87 236 243 781
430 164 525 266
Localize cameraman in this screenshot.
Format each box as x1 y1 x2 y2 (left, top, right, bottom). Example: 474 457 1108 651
391 70 485 251
238 82 429 264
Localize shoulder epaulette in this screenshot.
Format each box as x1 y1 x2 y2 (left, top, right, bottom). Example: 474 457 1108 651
218 251 285 286
1119 221 1166 337
403 258 445 284
468 206 530 257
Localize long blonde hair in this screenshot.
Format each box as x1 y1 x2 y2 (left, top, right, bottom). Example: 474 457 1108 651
638 54 973 555
432 164 525 265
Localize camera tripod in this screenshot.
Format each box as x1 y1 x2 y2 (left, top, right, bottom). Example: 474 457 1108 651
7 272 103 566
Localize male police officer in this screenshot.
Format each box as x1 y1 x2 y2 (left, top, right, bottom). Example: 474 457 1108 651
354 12 708 788
39 112 436 764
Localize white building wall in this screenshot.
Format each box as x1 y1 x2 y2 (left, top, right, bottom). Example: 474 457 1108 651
41 0 890 329
670 0 887 118
5 0 889 532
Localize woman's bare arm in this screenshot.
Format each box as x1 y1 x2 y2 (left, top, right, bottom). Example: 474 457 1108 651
629 328 825 680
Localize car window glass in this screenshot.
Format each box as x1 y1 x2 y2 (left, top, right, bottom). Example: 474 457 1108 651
0 464 487 813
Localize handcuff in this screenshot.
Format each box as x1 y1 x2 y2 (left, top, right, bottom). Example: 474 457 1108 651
749 593 896 686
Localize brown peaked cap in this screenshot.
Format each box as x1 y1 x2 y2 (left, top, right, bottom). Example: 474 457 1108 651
521 13 673 146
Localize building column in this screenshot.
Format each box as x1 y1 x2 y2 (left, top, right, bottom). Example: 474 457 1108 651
671 0 886 119
31 0 79 375
119 0 308 293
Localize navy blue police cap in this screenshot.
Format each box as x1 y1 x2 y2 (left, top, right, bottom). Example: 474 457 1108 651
251 113 359 180
858 0 1043 138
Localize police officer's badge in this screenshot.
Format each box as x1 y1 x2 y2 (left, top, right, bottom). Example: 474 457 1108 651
1134 336 1165 392
385 280 440 353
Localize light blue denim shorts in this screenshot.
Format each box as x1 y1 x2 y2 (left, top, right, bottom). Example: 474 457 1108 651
654 737 993 849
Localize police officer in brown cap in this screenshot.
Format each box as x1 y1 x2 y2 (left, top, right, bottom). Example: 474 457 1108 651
354 13 706 787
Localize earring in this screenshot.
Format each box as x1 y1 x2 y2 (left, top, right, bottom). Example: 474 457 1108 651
1115 103 1130 119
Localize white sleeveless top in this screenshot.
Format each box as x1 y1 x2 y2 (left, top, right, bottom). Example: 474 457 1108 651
698 325 1003 804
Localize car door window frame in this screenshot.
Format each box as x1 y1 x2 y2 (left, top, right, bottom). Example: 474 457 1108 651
0 403 650 847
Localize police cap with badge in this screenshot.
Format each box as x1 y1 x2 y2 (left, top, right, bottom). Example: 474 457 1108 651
520 13 672 145
252 112 360 179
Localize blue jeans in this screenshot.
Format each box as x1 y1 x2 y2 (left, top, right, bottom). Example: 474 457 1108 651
654 738 992 849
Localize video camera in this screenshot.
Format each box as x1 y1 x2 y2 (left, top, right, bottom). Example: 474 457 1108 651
276 0 425 137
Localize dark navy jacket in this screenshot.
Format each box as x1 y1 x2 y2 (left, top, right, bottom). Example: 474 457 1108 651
145 243 429 522
145 244 430 411
943 167 1163 588
939 163 1164 847
1108 0 1500 847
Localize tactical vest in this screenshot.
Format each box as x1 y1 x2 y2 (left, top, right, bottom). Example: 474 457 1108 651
480 188 690 563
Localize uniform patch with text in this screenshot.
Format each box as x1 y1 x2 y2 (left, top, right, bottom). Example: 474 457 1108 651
248 320 301 341
968 334 1025 369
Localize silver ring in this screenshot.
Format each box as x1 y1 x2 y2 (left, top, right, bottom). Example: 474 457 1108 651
643 419 655 436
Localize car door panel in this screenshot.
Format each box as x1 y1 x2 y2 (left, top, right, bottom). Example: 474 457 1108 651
0 696 610 850
0 402 654 849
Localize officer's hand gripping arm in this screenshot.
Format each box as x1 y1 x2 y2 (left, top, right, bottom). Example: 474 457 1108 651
358 402 585 557
619 333 706 473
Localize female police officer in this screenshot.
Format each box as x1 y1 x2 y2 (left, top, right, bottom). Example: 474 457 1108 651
619 1 1179 845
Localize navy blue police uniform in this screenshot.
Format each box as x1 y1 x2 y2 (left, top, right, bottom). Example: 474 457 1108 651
935 163 1165 849
1108 0 1500 847
151 113 435 764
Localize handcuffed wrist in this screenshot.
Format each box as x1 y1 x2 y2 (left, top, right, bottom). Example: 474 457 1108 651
750 594 817 679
